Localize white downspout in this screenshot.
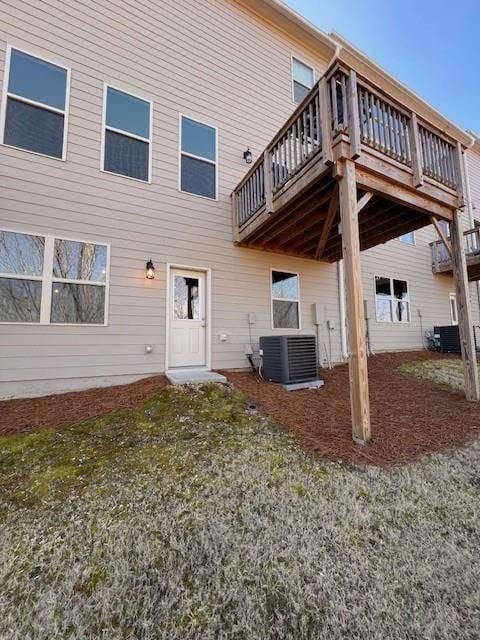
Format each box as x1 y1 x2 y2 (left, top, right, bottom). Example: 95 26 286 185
463 151 480 320
328 44 348 361
338 260 348 360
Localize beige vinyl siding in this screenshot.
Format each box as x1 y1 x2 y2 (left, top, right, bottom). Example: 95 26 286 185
360 225 465 354
0 0 475 397
466 148 480 326
361 145 480 351
0 0 335 396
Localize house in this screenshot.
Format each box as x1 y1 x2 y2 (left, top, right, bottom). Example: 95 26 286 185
1 0 479 440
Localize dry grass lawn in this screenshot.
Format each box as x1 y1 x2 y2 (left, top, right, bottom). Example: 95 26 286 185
0 381 479 639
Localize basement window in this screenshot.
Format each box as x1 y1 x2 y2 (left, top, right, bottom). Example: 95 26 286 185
292 57 314 103
0 229 109 325
271 270 300 329
375 276 410 323
180 115 217 199
102 86 152 182
2 47 70 159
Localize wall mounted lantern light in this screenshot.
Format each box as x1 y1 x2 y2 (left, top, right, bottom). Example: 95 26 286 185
243 148 253 164
146 259 155 279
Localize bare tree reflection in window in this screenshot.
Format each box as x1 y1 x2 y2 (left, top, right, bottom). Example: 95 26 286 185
174 276 199 320
51 283 105 324
0 231 44 322
53 239 107 281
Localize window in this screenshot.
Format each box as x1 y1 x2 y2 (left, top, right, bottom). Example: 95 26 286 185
399 231 415 245
375 276 410 323
1 47 70 159
102 85 151 182
180 115 217 199
292 57 314 103
174 275 199 320
271 270 300 329
438 220 450 237
449 292 458 325
0 230 109 324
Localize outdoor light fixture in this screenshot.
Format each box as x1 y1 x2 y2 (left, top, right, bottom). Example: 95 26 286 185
145 259 155 279
243 148 253 164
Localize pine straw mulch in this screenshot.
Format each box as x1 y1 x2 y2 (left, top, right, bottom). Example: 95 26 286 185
0 375 168 437
225 351 480 468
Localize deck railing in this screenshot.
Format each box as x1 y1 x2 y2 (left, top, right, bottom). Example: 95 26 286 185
236 156 265 227
418 125 457 188
233 62 462 231
430 227 480 272
357 82 411 166
271 87 323 193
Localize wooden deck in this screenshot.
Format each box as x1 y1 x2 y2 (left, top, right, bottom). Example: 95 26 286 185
431 228 480 281
231 59 480 444
232 61 462 262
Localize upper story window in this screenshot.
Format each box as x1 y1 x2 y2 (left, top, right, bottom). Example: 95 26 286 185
399 231 415 245
2 47 70 159
292 57 314 103
375 276 410 323
0 229 109 325
180 115 217 200
271 270 300 329
102 86 152 182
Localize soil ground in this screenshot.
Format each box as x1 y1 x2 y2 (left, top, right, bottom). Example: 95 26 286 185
226 351 478 467
1 351 477 467
0 375 168 436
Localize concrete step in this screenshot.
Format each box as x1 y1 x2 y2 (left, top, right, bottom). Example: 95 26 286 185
166 370 227 386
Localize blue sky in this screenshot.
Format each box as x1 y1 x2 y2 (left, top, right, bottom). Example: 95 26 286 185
285 0 480 133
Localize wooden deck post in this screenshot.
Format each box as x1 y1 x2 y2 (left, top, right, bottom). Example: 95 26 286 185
319 77 333 165
339 158 371 443
408 113 424 188
346 70 361 160
450 210 480 401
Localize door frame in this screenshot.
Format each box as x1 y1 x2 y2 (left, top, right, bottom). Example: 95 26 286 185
165 263 212 371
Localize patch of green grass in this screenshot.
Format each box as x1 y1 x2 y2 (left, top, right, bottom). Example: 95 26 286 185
0 384 259 506
396 358 471 391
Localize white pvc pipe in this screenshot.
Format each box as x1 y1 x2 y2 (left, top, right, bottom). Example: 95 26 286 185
337 259 348 360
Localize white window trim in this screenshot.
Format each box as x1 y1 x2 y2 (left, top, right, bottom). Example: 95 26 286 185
0 226 110 326
398 231 416 245
374 274 410 324
291 55 315 104
270 268 302 330
0 44 71 162
178 113 218 201
100 82 153 184
449 292 458 326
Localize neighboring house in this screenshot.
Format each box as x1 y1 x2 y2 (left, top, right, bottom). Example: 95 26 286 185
0 0 478 401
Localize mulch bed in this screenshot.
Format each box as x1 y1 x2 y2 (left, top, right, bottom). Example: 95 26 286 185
225 351 480 468
0 376 168 437
2 352 479 468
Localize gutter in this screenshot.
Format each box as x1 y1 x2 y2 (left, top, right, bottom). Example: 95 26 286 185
338 260 348 360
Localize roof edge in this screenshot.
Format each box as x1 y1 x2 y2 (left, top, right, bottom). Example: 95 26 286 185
234 0 338 61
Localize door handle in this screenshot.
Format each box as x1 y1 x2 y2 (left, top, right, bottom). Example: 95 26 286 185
201 318 206 327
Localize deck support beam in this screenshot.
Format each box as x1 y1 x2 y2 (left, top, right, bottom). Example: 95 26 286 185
450 210 480 401
339 159 371 443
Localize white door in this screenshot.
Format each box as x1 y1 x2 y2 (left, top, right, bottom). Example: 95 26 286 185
169 268 207 368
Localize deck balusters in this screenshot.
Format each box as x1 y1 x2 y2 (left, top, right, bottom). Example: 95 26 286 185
419 124 456 188
234 63 460 230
